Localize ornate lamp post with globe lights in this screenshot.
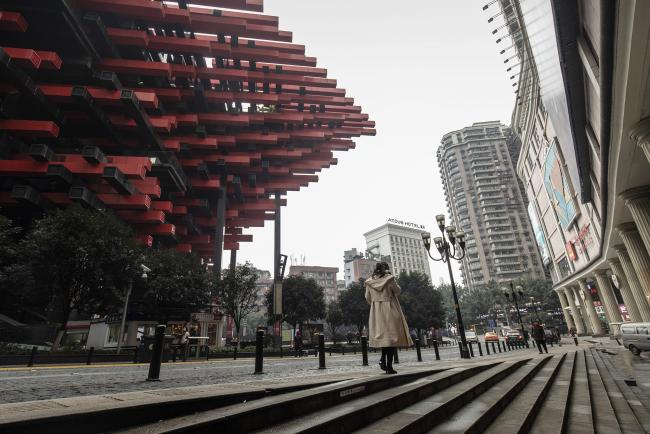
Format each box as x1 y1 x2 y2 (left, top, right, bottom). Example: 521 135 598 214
422 214 471 359
504 282 529 347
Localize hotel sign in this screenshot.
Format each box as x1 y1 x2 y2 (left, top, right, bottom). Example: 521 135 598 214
387 218 425 230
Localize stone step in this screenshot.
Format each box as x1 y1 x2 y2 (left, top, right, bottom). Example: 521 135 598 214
565 349 595 434
528 351 576 434
117 368 448 434
590 348 646 433
483 353 566 434
251 364 496 434
431 355 554 434
584 349 622 434
594 348 650 418
354 359 531 434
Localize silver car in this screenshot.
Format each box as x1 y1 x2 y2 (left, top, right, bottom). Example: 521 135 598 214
621 322 650 355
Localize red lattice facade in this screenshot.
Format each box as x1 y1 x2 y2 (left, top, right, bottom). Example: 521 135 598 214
0 0 374 261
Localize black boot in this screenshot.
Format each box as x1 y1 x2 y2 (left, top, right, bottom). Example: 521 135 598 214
386 348 397 374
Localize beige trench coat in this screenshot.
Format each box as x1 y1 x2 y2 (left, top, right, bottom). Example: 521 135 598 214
365 274 413 348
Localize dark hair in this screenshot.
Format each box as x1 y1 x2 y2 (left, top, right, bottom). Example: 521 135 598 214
372 261 391 278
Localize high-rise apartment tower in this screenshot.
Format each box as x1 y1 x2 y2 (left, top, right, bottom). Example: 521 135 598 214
437 121 546 287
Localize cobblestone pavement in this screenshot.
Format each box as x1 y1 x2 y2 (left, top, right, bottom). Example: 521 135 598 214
0 346 464 404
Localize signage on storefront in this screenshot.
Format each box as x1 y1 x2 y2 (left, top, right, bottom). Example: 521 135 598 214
572 223 594 254
387 218 425 230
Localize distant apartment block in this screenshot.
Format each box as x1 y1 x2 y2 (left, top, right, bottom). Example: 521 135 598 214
437 121 546 287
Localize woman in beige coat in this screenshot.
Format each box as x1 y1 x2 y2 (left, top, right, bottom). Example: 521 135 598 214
365 262 413 374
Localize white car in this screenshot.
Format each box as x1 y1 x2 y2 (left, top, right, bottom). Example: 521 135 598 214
465 331 478 342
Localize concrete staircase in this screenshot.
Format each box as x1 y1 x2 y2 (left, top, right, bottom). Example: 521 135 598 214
113 348 650 434
4 348 649 433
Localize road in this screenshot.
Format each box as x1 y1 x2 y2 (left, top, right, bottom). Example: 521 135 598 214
0 346 463 404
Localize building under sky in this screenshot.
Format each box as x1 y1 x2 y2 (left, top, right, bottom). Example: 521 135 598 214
364 221 432 280
437 122 546 288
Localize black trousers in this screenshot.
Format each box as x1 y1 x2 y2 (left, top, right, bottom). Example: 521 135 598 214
536 340 548 353
380 347 395 367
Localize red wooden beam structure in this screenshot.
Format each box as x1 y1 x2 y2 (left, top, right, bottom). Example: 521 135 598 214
0 0 374 261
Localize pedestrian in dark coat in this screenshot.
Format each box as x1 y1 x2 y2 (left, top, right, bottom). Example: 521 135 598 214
531 321 548 354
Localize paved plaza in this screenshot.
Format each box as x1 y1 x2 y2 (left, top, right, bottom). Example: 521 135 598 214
0 346 462 404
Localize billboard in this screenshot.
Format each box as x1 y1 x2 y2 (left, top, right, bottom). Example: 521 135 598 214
543 141 577 229
527 202 551 264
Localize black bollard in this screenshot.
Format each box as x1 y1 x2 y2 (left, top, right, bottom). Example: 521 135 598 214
254 330 264 374
133 346 139 364
433 340 440 360
415 338 422 362
86 347 94 365
172 347 177 363
477 341 483 356
206 345 210 361
318 334 326 369
147 324 166 381
550 340 554 347
574 337 579 346
497 341 502 353
491 342 496 354
394 348 400 364
27 346 37 367
486 341 491 355
233 345 238 360
468 341 474 357
361 336 369 366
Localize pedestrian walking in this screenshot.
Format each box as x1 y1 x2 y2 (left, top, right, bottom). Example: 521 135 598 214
569 328 578 346
181 327 190 360
365 262 413 374
294 328 303 357
531 321 548 354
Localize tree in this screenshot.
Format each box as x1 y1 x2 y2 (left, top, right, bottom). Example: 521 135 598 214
325 301 344 343
20 205 141 349
0 216 25 315
215 262 259 347
339 279 369 334
398 271 445 337
436 283 456 326
265 274 325 331
132 249 213 324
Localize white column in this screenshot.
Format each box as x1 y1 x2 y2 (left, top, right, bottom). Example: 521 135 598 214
592 270 623 326
555 288 575 331
563 287 586 334
617 224 650 301
578 279 604 335
614 245 650 322
608 257 643 322
572 286 594 334
622 187 650 255
629 117 650 165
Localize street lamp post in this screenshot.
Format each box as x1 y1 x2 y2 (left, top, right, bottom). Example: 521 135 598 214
504 282 529 348
116 264 150 355
422 214 470 359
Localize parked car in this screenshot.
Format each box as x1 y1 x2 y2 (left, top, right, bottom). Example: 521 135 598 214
621 323 650 355
484 331 499 342
505 330 524 344
465 331 479 343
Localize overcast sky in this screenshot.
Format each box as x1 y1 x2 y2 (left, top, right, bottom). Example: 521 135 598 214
228 0 517 284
